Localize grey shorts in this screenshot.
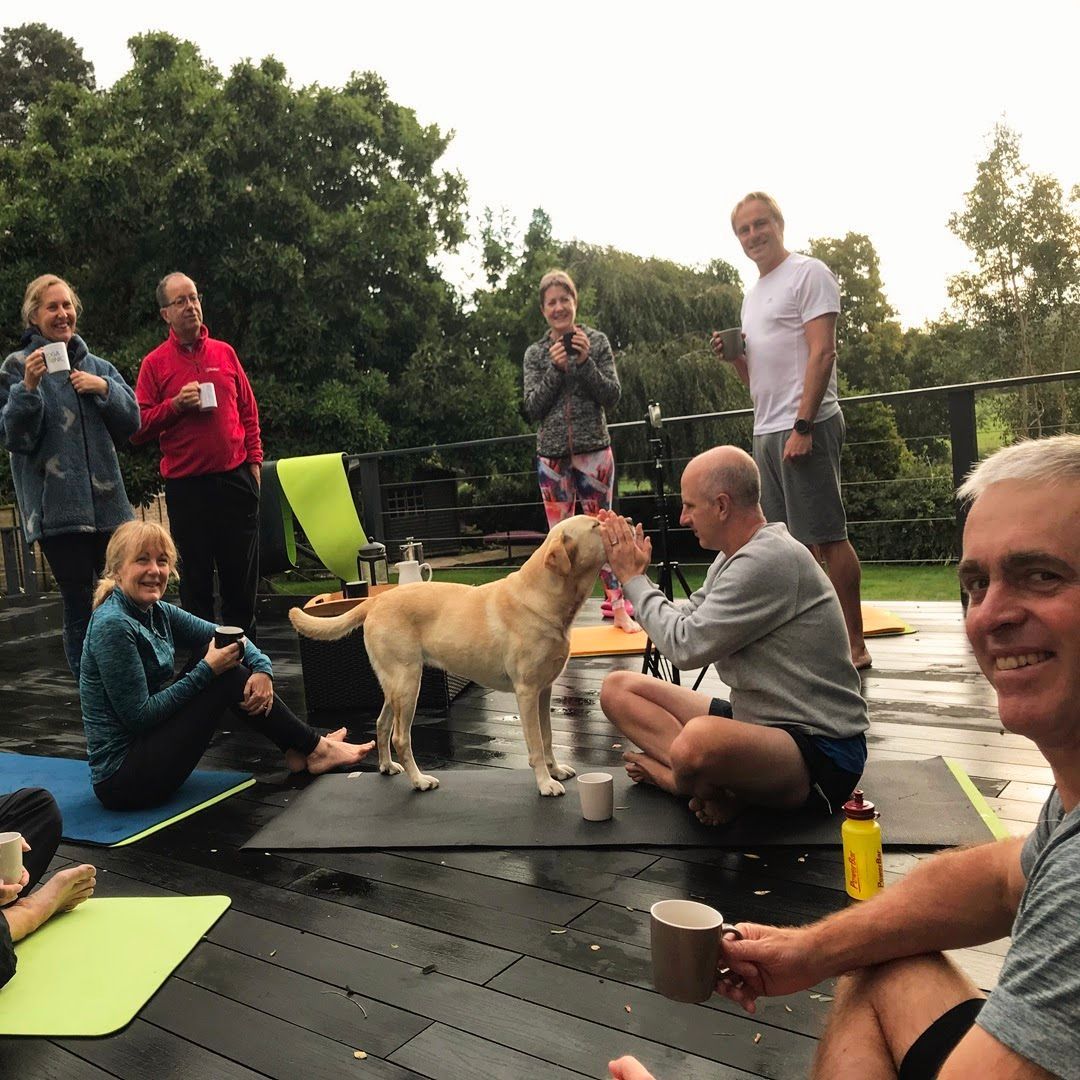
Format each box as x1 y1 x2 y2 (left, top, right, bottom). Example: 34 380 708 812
752 410 847 546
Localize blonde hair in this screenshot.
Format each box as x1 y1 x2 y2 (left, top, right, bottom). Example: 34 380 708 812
92 521 179 609
538 269 577 306
22 275 82 329
730 192 785 233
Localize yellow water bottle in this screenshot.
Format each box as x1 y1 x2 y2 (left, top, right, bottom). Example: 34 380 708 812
842 790 884 901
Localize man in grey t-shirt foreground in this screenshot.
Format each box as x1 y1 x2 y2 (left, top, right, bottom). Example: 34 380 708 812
609 434 1080 1080
598 446 868 826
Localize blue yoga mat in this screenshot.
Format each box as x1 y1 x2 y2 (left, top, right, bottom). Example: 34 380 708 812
0 753 254 846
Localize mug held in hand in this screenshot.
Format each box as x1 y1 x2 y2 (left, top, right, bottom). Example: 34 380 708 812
214 625 246 649
717 326 745 361
562 331 577 359
650 899 743 1003
198 381 218 410
0 831 24 886
43 341 70 373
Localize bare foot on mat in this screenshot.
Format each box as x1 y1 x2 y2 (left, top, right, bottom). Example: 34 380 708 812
613 607 642 634
286 727 353 772
852 648 873 671
306 737 376 775
689 794 741 827
623 751 678 793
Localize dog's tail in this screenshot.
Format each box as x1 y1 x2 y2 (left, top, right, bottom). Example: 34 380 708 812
288 602 370 641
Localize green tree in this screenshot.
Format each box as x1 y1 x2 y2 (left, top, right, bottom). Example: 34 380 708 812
0 22 94 146
948 122 1080 436
0 32 467 503
807 233 908 394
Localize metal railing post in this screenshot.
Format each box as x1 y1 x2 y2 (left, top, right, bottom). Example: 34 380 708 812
355 456 385 544
947 388 978 551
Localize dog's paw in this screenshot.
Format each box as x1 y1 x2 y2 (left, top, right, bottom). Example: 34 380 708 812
538 777 566 797
380 762 405 776
549 763 576 781
412 773 440 791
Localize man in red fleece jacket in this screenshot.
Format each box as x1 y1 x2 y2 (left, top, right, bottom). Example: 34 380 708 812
132 272 263 639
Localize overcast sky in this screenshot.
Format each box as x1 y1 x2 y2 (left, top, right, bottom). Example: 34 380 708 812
29 0 1080 328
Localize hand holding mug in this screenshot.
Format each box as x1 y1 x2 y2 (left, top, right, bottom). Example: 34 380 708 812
548 339 569 371
172 380 201 412
21 349 47 391
205 639 242 674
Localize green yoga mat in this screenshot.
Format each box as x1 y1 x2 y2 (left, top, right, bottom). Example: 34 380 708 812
277 453 367 582
0 895 230 1036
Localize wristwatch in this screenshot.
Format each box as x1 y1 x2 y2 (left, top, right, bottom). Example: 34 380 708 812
793 417 814 435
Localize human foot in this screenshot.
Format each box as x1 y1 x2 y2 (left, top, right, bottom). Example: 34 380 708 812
286 727 351 772
4 864 96 943
852 648 873 671
306 736 376 775
613 608 642 634
622 751 678 793
688 794 741 826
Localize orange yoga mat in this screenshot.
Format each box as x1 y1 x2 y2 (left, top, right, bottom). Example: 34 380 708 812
861 604 915 637
570 625 649 656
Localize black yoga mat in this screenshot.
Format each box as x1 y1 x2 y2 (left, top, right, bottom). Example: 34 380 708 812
243 756 1001 851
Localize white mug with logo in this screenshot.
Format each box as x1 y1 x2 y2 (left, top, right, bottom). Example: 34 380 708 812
43 341 70 373
395 560 432 584
198 382 218 411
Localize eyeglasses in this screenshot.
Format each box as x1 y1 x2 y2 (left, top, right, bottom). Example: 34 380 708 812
164 293 201 310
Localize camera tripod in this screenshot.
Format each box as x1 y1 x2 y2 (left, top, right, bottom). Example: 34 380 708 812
641 403 693 684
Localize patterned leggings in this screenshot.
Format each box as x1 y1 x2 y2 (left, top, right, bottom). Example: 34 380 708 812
537 446 623 601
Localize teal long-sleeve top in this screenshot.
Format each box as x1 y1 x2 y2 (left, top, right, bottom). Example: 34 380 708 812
80 588 273 784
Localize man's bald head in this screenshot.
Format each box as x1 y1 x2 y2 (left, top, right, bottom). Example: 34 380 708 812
684 446 761 509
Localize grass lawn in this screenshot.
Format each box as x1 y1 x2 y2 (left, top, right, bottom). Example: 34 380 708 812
269 562 960 602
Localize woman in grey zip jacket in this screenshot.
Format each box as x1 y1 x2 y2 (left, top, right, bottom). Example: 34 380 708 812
0 275 140 678
523 269 639 632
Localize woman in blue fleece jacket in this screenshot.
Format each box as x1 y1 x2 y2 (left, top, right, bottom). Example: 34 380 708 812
80 521 374 809
0 275 141 679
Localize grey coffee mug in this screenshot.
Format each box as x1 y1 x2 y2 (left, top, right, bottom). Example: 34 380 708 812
717 326 745 361
650 899 743 1003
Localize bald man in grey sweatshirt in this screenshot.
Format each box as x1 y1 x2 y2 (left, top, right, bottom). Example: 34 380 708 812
598 446 867 825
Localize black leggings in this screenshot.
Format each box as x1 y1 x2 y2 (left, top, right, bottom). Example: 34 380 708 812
39 531 112 680
0 787 62 892
93 666 320 810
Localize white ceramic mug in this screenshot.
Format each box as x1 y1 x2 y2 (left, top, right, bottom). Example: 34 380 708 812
43 341 70 373
395 560 432 584
577 772 614 821
0 831 24 886
198 381 218 410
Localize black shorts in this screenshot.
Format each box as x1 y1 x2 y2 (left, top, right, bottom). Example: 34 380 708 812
898 999 984 1079
708 698 862 814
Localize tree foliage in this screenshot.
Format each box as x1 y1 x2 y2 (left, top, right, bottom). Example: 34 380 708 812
0 23 95 146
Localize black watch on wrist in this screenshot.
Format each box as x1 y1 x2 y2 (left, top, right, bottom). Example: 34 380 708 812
793 417 813 436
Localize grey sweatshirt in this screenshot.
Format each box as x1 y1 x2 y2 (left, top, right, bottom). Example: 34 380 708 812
523 325 620 457
623 523 867 740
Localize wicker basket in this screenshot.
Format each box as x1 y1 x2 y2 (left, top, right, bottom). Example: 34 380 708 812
296 590 470 717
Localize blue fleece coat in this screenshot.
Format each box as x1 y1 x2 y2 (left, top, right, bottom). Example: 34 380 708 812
0 333 141 544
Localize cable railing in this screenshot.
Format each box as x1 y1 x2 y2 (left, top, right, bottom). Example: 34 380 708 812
3 369 1079 595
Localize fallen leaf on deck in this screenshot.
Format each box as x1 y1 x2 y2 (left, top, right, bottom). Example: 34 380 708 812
743 853 760 860
784 1005 793 1013
353 1050 367 1059
753 1033 762 1044
624 1005 632 1013
422 964 437 975
753 890 771 896
269 950 277 957
590 944 601 951
550 928 568 934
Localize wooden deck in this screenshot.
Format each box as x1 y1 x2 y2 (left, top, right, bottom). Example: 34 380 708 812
0 598 1050 1078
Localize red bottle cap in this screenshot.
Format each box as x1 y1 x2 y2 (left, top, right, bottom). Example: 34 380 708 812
843 789 876 820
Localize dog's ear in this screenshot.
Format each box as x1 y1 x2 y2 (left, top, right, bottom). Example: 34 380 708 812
544 533 572 577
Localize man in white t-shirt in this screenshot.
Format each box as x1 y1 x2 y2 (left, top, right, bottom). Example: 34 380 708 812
711 192 869 669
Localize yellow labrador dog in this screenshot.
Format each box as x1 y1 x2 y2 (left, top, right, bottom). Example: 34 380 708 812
289 515 606 796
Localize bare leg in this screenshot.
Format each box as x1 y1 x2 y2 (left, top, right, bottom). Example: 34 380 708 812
670 714 811 824
1 864 96 943
599 669 713 765
817 538 871 669
813 954 983 1079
